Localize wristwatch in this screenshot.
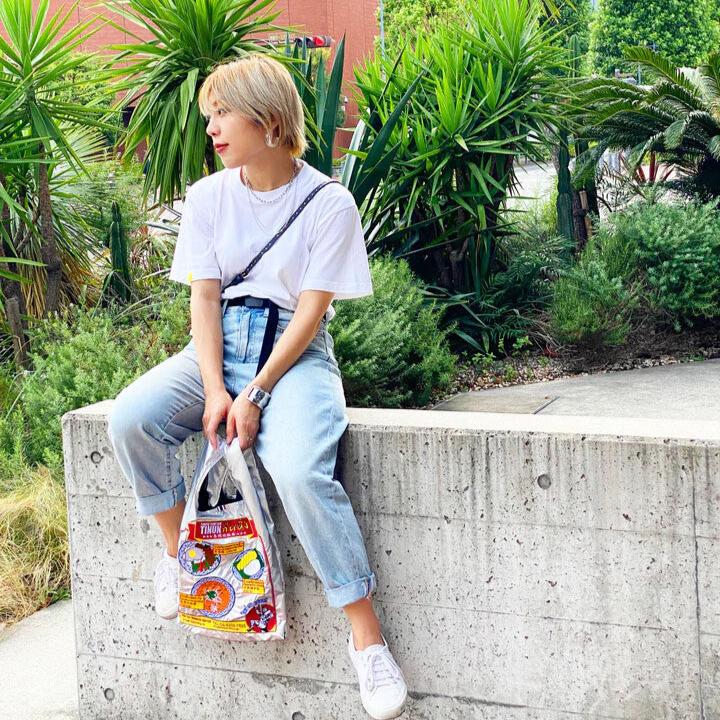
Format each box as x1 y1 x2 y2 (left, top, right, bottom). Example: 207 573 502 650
246 384 271 410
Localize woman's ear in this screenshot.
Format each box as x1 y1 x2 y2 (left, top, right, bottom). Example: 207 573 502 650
268 113 282 139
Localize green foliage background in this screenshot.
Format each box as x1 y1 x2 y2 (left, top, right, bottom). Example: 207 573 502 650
377 0 592 61
332 255 456 407
590 0 720 75
549 198 720 346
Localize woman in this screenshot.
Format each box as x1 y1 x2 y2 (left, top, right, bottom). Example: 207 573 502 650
107 53 408 719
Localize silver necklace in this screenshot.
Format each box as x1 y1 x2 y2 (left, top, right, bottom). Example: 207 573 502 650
241 159 301 205
245 165 301 237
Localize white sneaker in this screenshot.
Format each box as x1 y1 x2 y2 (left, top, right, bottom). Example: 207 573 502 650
348 630 408 719
153 548 179 620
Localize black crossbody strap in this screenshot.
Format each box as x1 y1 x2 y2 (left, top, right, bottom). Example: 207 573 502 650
222 179 340 292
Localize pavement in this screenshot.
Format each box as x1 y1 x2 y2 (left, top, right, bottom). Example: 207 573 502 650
507 159 557 208
432 358 720 421
0 598 78 719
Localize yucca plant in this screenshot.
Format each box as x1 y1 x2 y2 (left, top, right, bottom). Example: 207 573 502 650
283 33 346 177
570 46 720 200
98 0 307 205
0 79 46 301
281 32 423 218
353 0 565 352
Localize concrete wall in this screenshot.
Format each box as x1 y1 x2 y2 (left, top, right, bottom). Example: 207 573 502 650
62 402 720 719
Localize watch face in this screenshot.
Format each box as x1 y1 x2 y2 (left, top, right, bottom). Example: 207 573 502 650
249 387 268 405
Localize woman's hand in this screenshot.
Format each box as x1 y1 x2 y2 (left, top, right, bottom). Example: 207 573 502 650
225 388 262 451
202 389 234 450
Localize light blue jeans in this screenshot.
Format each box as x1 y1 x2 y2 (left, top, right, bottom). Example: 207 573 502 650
107 300 378 608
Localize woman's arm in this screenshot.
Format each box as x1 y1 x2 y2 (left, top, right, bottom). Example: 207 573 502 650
190 279 225 395
251 289 334 394
189 283 334 448
190 279 234 448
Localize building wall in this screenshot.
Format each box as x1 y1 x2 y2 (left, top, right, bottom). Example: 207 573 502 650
37 0 378 156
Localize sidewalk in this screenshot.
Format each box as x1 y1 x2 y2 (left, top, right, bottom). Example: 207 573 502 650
433 358 720 420
0 598 78 719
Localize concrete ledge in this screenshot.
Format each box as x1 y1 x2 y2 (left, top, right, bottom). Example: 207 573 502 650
62 401 720 719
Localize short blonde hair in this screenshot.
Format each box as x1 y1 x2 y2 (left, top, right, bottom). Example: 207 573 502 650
198 53 307 158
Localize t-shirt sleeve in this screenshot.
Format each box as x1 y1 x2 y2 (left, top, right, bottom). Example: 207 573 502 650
299 203 373 299
168 184 222 286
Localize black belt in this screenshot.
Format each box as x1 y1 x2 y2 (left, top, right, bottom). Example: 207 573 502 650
223 295 283 310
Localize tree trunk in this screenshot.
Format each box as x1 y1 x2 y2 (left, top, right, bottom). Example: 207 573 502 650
556 130 574 241
574 137 600 216
6 297 29 369
0 170 31 366
38 142 62 316
572 188 589 253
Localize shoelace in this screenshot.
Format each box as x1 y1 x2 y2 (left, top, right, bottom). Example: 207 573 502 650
154 556 177 593
363 649 401 693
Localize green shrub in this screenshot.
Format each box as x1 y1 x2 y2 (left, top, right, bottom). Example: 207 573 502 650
550 257 638 347
610 201 720 327
0 364 34 493
582 223 639 283
497 219 574 304
550 198 720 347
114 284 191 352
589 0 720 76
21 304 171 467
331 255 456 407
464 206 574 354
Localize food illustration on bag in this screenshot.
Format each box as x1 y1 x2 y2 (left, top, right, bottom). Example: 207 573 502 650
232 547 265 580
190 577 235 618
178 540 220 576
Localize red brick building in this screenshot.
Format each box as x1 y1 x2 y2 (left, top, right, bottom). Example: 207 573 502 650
40 0 380 155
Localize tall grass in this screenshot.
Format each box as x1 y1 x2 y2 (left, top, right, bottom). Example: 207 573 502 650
0 464 69 624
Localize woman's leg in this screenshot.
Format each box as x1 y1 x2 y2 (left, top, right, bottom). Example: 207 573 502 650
228 310 384 649
342 597 384 650
107 342 206 556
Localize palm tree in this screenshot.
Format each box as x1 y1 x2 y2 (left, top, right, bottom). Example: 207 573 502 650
0 0 120 330
570 46 720 199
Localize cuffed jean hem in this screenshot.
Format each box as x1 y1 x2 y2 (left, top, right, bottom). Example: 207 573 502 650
324 571 378 608
135 478 187 516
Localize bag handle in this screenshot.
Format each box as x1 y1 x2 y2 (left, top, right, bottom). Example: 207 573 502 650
222 179 340 293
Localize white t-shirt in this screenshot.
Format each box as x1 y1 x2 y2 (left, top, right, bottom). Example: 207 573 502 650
168 159 373 323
